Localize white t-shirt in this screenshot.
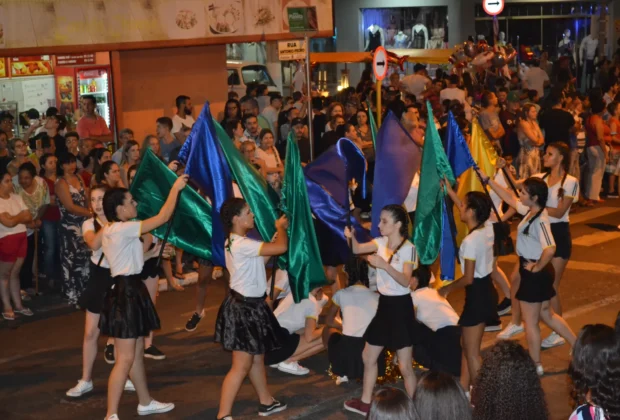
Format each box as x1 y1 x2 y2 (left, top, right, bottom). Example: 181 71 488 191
266 269 290 300
515 207 555 260
0 194 28 238
439 87 472 120
524 67 549 97
274 293 321 333
82 218 110 268
401 74 430 98
533 173 579 223
373 236 417 296
332 285 379 337
171 114 196 134
102 221 144 277
488 170 508 220
459 222 494 278
261 105 279 130
111 149 123 165
225 234 267 298
411 287 459 332
293 70 305 93
403 172 420 212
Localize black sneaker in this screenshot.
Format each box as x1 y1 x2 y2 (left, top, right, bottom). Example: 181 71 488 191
144 345 166 360
185 312 203 332
497 298 512 316
258 399 287 417
104 344 115 364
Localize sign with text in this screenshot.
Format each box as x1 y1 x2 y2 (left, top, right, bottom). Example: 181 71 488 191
483 0 504 16
278 40 306 61
287 6 318 32
57 54 96 66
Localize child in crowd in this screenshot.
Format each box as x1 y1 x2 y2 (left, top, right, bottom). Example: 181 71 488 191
413 371 472 420
367 387 419 420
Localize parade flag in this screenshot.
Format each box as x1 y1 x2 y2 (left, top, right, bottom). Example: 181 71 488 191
413 102 455 265
177 102 232 267
371 111 421 238
455 119 499 244
130 149 213 261
367 103 378 150
212 120 283 260
281 135 328 302
445 112 476 178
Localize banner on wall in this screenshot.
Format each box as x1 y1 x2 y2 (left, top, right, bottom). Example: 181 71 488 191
9 56 54 77
0 59 6 78
0 0 334 53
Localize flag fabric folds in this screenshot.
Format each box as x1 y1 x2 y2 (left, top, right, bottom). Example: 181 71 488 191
445 112 476 178
130 149 213 261
413 102 455 265
281 135 328 302
177 102 232 267
370 111 422 238
367 103 378 150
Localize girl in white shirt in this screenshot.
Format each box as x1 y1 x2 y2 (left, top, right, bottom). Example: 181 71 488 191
482 173 576 375
343 204 417 416
323 256 380 384
98 176 188 420
438 190 496 390
215 197 289 420
535 142 579 349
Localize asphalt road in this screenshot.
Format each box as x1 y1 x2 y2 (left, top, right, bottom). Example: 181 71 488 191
1 202 619 420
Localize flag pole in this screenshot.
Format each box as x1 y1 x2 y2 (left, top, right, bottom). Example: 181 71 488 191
156 191 183 267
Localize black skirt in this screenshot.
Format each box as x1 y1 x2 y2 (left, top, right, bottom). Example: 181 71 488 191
363 294 418 350
214 290 284 355
413 324 462 377
264 327 300 365
78 261 113 314
140 257 160 281
328 333 382 380
550 222 572 260
516 258 556 303
459 274 499 327
99 274 161 339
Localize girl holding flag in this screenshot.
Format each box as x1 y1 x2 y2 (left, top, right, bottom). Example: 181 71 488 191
480 172 576 375
343 204 417 417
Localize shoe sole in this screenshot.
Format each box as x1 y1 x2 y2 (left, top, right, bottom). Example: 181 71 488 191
125 385 136 392
144 354 166 360
138 404 175 416
277 366 309 375
104 356 115 365
66 386 93 397
185 325 198 332
258 404 287 417
484 326 502 332
541 339 566 349
343 403 368 416
498 329 525 340
497 307 512 316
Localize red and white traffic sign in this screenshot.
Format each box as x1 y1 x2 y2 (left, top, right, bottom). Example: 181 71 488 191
373 46 388 81
483 0 504 16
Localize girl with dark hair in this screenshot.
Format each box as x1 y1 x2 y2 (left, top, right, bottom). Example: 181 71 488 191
256 129 283 192
225 119 247 149
472 340 549 420
140 134 161 160
98 176 187 420
39 153 61 291
221 99 242 126
439 186 496 392
413 371 472 420
66 185 135 397
481 172 576 375
516 104 544 179
585 98 610 205
368 387 419 420
56 153 91 305
126 165 138 187
95 161 124 188
215 197 289 419
569 324 620 420
344 204 418 417
322 256 380 384
119 140 140 188
87 148 112 187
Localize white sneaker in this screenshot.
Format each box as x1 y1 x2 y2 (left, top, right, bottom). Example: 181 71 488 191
66 379 93 397
137 399 175 416
497 322 525 339
105 415 119 420
541 331 566 349
124 379 135 392
336 375 349 385
269 364 279 368
536 364 544 376
277 361 309 375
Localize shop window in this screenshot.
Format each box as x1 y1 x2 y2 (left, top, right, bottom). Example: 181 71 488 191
227 69 240 86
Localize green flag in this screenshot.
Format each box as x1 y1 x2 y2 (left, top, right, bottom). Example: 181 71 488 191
212 120 286 266
130 149 213 261
281 133 328 302
367 100 378 150
413 102 455 265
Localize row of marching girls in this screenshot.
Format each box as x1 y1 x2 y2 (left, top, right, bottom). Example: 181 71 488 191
64 175 188 420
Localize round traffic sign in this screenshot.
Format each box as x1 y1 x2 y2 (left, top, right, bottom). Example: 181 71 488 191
372 47 388 81
482 0 504 16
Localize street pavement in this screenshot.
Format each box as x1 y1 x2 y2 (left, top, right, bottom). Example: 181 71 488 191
1 202 619 420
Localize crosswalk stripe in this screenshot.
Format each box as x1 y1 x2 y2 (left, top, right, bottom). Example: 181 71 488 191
573 231 620 246
498 254 620 274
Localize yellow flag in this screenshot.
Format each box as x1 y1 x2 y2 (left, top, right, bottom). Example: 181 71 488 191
454 119 499 246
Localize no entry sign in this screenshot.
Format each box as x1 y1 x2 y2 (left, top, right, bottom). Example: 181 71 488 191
483 0 504 16
373 47 388 81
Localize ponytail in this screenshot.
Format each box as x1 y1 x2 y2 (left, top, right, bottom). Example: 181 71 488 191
558 171 568 200
523 208 544 236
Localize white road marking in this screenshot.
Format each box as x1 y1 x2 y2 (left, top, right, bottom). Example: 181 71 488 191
573 231 620 246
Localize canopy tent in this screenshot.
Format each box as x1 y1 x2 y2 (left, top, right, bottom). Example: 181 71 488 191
310 49 452 65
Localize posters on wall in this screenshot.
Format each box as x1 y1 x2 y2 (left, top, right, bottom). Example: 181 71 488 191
22 78 56 112
10 57 54 77
0 0 333 52
0 59 6 78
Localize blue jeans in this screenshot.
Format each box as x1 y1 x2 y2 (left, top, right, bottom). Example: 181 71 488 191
40 220 61 285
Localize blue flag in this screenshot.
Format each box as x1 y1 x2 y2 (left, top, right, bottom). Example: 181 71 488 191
177 102 233 267
445 112 476 178
371 111 421 237
440 198 458 280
